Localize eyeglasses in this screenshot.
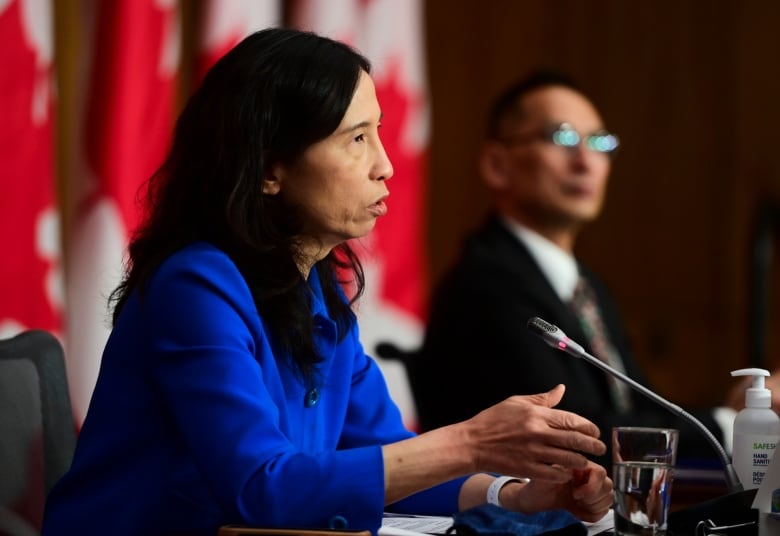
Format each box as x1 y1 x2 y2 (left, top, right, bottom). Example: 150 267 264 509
500 122 620 156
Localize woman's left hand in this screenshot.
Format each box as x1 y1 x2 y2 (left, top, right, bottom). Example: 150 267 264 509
501 461 613 522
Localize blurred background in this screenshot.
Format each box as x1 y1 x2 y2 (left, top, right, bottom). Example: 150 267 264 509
4 0 780 430
423 0 780 411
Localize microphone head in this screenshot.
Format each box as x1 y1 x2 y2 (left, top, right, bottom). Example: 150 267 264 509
526 316 563 348
526 316 558 338
526 316 584 356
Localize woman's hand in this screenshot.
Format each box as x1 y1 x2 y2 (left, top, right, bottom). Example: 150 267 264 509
501 462 614 522
463 384 606 482
384 384 607 506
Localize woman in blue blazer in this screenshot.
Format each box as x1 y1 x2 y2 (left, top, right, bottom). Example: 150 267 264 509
41 29 612 536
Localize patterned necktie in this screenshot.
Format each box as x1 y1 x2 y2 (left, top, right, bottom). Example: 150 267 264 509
568 276 633 413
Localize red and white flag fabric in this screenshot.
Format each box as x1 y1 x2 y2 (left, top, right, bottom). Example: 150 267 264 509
64 0 180 424
0 0 60 530
194 0 281 86
291 0 430 429
0 0 62 339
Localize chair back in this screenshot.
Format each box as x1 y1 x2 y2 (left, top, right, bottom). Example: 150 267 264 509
0 330 76 535
375 342 429 430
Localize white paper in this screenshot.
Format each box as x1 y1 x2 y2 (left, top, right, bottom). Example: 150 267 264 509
379 514 452 536
583 509 615 535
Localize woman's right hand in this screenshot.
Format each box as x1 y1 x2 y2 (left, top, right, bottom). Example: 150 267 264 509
381 384 605 505
463 384 606 482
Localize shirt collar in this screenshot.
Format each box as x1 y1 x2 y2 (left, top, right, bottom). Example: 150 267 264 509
499 215 580 301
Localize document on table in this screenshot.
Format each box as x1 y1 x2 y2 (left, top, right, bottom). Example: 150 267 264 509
583 509 615 535
380 509 614 536
379 513 452 536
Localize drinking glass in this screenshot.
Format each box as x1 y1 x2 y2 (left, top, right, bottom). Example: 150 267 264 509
612 427 679 535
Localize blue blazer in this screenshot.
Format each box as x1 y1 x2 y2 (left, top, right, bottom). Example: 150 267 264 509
42 242 464 536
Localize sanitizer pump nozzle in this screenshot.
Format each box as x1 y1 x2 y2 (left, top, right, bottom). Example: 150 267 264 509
731 368 772 409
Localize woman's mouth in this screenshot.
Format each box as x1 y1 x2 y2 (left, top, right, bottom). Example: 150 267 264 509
369 196 389 217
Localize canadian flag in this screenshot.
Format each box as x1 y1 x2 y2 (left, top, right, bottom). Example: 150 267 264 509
0 0 62 339
290 0 429 428
194 0 281 85
0 0 60 529
64 0 180 424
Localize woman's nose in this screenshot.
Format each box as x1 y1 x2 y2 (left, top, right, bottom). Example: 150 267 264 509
373 141 394 181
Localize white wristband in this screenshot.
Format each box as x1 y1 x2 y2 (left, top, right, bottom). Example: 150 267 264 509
486 476 525 507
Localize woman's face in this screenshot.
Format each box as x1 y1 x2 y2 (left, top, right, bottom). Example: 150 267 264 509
267 70 393 262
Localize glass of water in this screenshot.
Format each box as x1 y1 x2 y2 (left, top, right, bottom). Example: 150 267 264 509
612 427 679 535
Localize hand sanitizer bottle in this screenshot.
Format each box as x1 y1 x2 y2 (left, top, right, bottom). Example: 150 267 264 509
731 368 780 490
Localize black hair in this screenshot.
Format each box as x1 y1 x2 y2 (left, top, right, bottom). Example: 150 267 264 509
109 27 372 382
485 69 582 140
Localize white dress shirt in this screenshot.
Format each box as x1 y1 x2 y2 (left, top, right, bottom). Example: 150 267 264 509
499 215 735 452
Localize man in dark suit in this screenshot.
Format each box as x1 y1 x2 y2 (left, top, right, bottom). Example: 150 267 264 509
415 70 750 467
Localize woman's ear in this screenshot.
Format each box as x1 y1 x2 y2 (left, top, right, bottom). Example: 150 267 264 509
262 169 282 195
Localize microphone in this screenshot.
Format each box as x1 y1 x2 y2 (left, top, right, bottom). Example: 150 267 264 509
526 316 759 534
526 316 742 492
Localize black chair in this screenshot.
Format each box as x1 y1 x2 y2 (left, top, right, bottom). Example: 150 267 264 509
374 341 435 432
0 330 76 535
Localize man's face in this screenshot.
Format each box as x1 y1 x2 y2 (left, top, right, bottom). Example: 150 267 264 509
485 86 614 235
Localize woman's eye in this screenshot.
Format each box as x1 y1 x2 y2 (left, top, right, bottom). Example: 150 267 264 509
354 133 365 143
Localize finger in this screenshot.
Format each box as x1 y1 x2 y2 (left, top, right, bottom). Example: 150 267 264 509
521 462 574 483
577 492 614 512
572 467 590 486
545 383 566 408
573 481 614 518
577 501 613 523
528 446 592 472
571 468 591 496
572 474 598 501
572 467 608 501
544 384 566 407
520 384 566 408
575 461 605 481
584 487 615 515
546 408 602 438
576 494 613 516
579 478 614 509
544 428 607 458
572 460 612 498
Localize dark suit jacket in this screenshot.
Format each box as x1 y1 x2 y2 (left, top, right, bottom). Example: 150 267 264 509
416 214 723 467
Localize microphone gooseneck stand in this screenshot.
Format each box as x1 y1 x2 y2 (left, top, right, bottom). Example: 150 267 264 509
526 317 759 535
